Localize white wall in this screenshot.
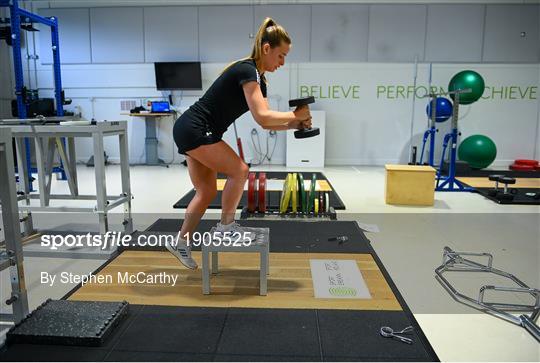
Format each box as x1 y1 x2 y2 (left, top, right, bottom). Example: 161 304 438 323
15 2 540 166
298 63 539 166
31 61 540 166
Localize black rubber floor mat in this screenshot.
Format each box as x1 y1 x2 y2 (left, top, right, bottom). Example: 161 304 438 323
6 300 129 347
473 187 540 205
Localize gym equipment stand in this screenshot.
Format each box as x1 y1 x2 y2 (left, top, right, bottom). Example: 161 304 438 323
1 121 134 237
418 94 438 166
435 89 474 192
1 0 69 190
0 128 30 326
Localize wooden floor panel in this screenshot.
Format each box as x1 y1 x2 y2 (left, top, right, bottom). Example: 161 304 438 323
457 177 540 189
69 251 401 311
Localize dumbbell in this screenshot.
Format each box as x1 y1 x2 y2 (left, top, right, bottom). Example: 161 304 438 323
487 174 505 197
497 176 516 201
289 96 320 139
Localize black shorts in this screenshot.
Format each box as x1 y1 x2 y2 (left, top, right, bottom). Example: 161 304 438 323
173 111 222 155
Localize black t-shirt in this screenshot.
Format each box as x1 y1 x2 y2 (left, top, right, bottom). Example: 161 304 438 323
186 58 267 135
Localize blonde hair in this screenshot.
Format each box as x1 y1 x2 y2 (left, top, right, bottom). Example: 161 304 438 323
222 17 291 81
250 17 291 64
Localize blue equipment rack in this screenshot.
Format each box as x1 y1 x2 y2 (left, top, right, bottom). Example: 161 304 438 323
1 0 67 189
435 90 473 192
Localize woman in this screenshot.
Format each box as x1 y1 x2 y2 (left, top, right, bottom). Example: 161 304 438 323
168 17 312 269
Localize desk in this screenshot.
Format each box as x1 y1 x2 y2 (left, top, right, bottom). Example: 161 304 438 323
1 121 133 235
126 113 174 166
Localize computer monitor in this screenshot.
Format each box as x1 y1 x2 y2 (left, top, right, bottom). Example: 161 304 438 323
154 62 202 91
151 101 170 113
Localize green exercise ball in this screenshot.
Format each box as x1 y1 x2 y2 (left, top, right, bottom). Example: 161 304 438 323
458 134 497 169
448 70 485 105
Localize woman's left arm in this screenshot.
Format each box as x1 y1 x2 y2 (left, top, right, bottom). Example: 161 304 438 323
243 81 310 129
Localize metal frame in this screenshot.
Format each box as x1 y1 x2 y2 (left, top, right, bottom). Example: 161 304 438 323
3 0 64 117
419 95 437 166
240 206 337 220
201 228 270 296
433 89 474 192
435 246 540 342
1 121 133 236
0 128 29 325
142 115 167 166
2 0 67 190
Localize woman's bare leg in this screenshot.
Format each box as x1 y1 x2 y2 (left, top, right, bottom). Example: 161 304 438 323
178 155 218 240
186 141 249 225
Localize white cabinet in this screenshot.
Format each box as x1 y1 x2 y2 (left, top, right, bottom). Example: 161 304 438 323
286 111 325 168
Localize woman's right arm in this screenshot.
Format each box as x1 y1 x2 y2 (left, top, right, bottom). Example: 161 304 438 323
242 81 311 130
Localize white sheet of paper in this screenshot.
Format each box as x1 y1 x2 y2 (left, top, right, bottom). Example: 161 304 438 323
310 259 372 299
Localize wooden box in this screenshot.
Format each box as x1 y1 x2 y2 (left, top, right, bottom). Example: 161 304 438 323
385 164 436 206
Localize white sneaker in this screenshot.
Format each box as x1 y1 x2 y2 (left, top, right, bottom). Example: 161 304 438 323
214 222 261 245
165 238 198 270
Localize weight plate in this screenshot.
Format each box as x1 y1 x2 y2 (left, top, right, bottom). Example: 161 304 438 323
309 173 317 213
514 159 539 166
314 198 319 215
498 193 514 202
319 192 324 213
258 172 267 213
280 173 292 213
499 176 516 184
509 163 535 171
247 172 257 213
291 173 298 213
294 127 320 139
325 192 330 213
297 173 306 213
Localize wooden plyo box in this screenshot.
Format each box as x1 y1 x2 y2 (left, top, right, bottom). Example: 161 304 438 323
385 164 436 206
